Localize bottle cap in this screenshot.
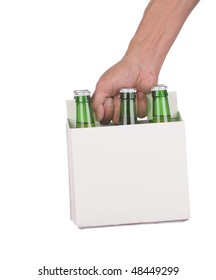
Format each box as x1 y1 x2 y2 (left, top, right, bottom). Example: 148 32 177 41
151 84 168 97
119 88 137 93
74 89 91 98
151 84 167 91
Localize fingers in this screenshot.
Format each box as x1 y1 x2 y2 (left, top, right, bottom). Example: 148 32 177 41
91 87 106 122
101 92 147 125
137 91 147 118
92 73 148 123
113 94 121 124
92 89 148 124
92 76 113 122
100 97 114 124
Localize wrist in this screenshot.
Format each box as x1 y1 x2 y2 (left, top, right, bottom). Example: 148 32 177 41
123 0 200 77
123 37 163 76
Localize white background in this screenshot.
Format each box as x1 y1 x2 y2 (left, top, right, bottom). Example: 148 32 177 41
0 0 215 279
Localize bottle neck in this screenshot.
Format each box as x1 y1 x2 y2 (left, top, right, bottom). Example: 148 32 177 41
75 95 90 103
152 95 171 123
119 93 137 125
76 96 95 128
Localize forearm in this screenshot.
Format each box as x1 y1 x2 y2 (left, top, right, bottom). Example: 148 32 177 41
124 0 200 74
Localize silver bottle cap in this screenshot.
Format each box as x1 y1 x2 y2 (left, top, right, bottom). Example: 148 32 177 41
74 89 91 97
119 88 137 93
151 84 167 92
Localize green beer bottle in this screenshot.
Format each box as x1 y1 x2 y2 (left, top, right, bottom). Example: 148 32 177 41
151 85 171 123
74 89 95 128
119 88 137 125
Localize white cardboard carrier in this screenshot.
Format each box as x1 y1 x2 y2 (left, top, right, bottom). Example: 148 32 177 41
66 92 190 228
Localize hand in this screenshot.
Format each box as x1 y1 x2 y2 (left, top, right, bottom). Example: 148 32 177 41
92 57 158 124
92 0 199 124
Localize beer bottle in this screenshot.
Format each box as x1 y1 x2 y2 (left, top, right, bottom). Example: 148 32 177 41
74 89 95 128
151 85 171 123
119 88 137 125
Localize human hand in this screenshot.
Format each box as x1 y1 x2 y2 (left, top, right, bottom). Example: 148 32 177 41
92 0 199 124
92 57 158 124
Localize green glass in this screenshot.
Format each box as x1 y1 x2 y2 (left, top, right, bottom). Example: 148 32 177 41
151 85 171 123
74 90 95 128
119 88 137 125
